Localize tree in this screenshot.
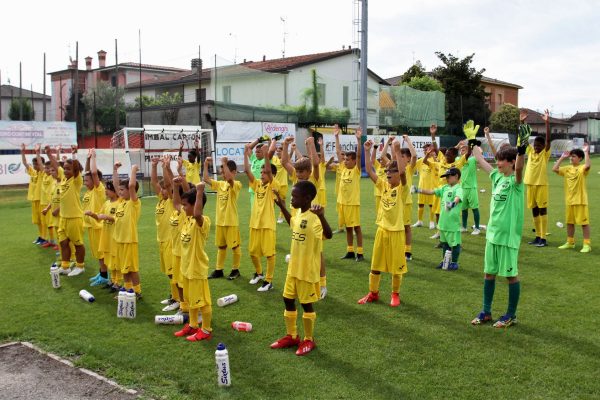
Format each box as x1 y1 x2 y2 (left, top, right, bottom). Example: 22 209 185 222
82 81 125 134
8 98 35 121
399 61 426 83
403 75 444 92
432 52 490 134
64 90 86 127
490 103 519 134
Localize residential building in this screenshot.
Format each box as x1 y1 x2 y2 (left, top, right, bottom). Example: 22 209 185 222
520 107 573 136
0 84 51 121
568 112 600 141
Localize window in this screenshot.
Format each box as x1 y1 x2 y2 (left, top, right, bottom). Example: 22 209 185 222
343 86 349 108
223 86 231 103
111 75 117 87
317 83 326 106
497 93 503 105
196 88 206 102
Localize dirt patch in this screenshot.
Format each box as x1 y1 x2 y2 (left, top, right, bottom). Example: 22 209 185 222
0 342 139 400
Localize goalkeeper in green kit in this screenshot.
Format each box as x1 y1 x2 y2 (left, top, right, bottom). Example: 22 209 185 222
460 121 483 235
469 123 527 328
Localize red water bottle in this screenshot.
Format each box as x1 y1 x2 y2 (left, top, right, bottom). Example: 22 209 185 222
231 321 253 332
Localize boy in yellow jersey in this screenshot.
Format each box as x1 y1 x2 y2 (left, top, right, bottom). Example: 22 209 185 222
553 145 592 253
359 139 408 306
272 142 289 224
32 145 49 245
400 135 417 260
172 183 214 342
316 137 328 208
46 145 86 276
413 143 436 229
83 149 107 282
522 109 552 247
371 137 393 215
21 143 45 244
178 138 201 185
330 150 345 234
335 126 364 261
244 139 280 291
271 180 333 356
112 162 142 298
44 163 62 251
151 156 178 310
204 156 243 280
40 160 57 249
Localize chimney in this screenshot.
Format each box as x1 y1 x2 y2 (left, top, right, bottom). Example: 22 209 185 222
85 56 93 70
97 50 107 68
262 55 266 62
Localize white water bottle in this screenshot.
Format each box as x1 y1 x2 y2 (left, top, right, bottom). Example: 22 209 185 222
117 288 127 318
215 343 231 387
217 294 238 307
79 289 95 302
231 321 253 332
126 289 136 319
50 264 61 289
443 250 452 270
154 314 184 325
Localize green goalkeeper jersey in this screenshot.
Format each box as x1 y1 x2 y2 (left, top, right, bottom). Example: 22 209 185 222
460 156 478 189
434 184 463 232
486 169 524 249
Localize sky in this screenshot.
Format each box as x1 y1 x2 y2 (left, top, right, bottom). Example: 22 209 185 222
1 0 598 117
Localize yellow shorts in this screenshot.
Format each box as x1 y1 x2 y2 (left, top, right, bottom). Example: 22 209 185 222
51 209 60 229
403 203 412 226
216 226 241 248
99 250 112 269
115 242 139 274
283 276 320 304
432 195 441 215
526 185 549 209
566 205 590 225
31 200 40 225
417 192 434 206
371 228 407 275
58 217 84 246
248 228 276 257
338 204 361 228
109 239 119 271
172 255 183 286
41 204 53 227
87 228 102 259
183 277 212 309
158 241 173 275
317 188 327 207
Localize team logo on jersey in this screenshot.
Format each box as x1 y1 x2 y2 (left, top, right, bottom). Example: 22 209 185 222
218 193 229 201
256 191 266 199
300 219 307 229
180 232 192 243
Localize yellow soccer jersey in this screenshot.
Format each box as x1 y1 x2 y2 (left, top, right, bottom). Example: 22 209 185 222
155 193 174 242
415 158 435 190
524 147 551 186
335 166 341 195
271 155 289 190
287 210 323 283
40 172 55 205
169 207 186 257
99 199 120 252
318 161 326 192
83 183 106 229
289 169 318 187
26 166 38 201
432 156 467 187
182 159 201 185
375 178 405 231
403 164 414 205
180 215 211 279
50 179 61 214
337 164 361 206
59 175 83 218
249 179 279 230
211 179 242 227
373 160 387 197
113 198 141 243
558 165 589 205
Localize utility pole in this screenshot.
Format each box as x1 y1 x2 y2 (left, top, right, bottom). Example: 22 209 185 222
19 62 23 120
74 42 79 133
359 0 368 138
138 30 143 127
43 53 47 121
115 38 119 131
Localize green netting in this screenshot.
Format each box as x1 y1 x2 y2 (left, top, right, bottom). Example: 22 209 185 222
588 118 600 141
381 85 446 128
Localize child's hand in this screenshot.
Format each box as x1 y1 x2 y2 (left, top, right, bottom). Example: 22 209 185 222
519 110 528 123
484 127 490 135
114 161 122 169
41 208 48 216
333 124 340 137
179 141 184 150
221 157 228 165
97 214 107 220
205 156 213 164
52 208 60 217
291 143 297 151
84 210 93 216
583 143 589 153
561 151 570 158
173 176 183 185
542 109 550 122
284 136 294 145
388 135 396 143
71 145 78 154
355 128 362 139
310 204 325 216
151 157 160 166
305 136 314 146
87 148 93 158
318 137 323 146
272 189 283 204
131 164 139 173
21 143 26 152
392 140 401 151
34 143 41 153
430 124 437 135
196 182 205 191
364 140 373 151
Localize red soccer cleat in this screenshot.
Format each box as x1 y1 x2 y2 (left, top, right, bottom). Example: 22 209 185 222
270 335 300 349
357 291 379 304
52 244 59 251
41 241 53 248
295 339 316 356
390 293 401 307
174 324 198 337
186 329 212 342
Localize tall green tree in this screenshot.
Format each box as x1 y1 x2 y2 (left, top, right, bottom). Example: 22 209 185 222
403 75 444 92
490 103 519 134
82 81 125 134
399 61 426 83
432 52 490 134
8 98 35 121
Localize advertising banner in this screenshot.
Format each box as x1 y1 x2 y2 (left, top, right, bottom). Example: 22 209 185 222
0 121 76 150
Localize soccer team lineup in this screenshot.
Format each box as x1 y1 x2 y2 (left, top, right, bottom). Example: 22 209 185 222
21 110 592 357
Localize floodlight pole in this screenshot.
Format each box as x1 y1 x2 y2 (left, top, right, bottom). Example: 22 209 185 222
359 0 368 137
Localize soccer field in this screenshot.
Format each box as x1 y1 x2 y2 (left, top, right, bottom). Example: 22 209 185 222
1 165 599 400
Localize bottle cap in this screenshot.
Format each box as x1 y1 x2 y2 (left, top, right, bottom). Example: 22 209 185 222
217 343 226 351
127 289 134 293
120 287 126 292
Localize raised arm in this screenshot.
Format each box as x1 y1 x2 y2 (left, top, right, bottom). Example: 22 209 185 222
129 164 139 202
178 140 184 158
363 140 378 183
318 137 325 164
176 157 190 193
552 151 568 174
243 144 255 183
112 161 121 189
483 127 497 157
34 144 43 171
430 124 438 152
392 140 407 186
542 109 551 151
333 124 343 163
172 176 183 210
21 144 31 170
193 182 205 226
305 136 320 181
354 127 362 169
471 145 494 174
381 136 393 163
221 157 235 186
403 135 418 168
583 143 591 171
515 151 525 184
281 136 295 175
90 149 100 188
150 157 162 195
85 149 91 173
203 157 213 185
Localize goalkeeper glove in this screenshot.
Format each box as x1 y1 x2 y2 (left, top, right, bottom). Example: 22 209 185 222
445 201 456 211
517 124 531 155
257 134 270 143
463 120 480 140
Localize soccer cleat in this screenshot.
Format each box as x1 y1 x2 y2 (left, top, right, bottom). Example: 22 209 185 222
89 273 101 282
227 269 241 280
405 252 413 261
460 227 468 233
174 324 198 337
355 254 365 262
270 335 300 349
296 339 316 356
471 311 492 325
160 296 172 305
52 244 59 251
390 293 401 307
434 242 443 248
412 220 424 228
340 252 356 260
41 241 53 248
471 228 481 236
249 273 264 285
109 284 121 293
580 244 592 253
429 221 436 230
558 242 575 250
436 261 444 269
429 232 440 239
135 293 143 301
535 239 548 247
320 286 328 299
447 262 459 271
357 291 379 304
186 329 212 342
493 314 517 328
474 224 486 230
33 237 43 244
37 240 48 246
162 300 180 312
67 267 85 277
90 276 110 287
257 281 273 292
208 269 224 279
528 237 540 245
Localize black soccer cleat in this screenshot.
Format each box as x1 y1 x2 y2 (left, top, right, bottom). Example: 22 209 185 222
340 252 356 260
208 269 224 279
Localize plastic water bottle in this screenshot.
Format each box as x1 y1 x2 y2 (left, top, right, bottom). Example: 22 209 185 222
154 314 185 325
126 289 136 319
285 254 291 263
117 288 127 318
231 321 253 332
217 294 238 307
79 289 95 302
215 343 231 387
442 250 452 270
50 264 61 289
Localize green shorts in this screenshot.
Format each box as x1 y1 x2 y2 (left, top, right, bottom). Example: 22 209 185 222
461 187 479 210
440 230 461 247
484 241 519 277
